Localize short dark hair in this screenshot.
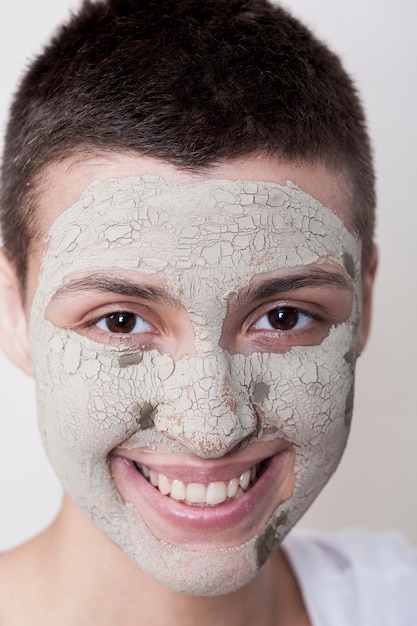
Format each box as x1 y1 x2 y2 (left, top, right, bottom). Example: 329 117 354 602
1 0 375 289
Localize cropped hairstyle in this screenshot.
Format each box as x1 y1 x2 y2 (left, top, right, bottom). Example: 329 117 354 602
1 0 375 289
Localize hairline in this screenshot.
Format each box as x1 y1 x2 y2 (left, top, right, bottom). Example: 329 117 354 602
22 147 363 300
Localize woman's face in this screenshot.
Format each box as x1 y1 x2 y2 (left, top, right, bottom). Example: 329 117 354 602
26 154 363 595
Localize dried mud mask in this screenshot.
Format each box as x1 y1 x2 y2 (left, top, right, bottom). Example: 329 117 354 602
29 177 362 595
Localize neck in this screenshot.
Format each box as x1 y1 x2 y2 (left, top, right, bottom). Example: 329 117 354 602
40 495 308 626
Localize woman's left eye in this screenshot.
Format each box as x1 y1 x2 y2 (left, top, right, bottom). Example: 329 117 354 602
253 307 313 332
95 312 153 334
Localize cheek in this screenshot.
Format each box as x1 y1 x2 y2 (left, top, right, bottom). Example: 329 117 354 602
31 322 166 478
239 320 358 475
32 316 357 465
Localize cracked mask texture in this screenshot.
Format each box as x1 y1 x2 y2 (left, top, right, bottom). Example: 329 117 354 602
29 177 362 595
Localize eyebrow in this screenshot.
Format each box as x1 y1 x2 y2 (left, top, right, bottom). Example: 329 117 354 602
236 267 352 303
51 267 351 305
51 275 171 303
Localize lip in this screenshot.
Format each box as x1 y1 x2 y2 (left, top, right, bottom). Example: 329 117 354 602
110 442 295 548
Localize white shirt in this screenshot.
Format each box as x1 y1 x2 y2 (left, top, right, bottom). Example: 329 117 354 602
283 528 417 626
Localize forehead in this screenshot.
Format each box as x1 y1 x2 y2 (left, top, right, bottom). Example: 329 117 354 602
33 176 360 312
26 154 357 308
33 153 354 236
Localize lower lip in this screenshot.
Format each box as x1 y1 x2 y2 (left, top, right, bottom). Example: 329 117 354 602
111 450 292 541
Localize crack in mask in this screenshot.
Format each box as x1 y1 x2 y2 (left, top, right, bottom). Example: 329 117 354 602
29 176 362 595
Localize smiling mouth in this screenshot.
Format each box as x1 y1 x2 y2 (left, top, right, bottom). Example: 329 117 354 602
133 459 270 507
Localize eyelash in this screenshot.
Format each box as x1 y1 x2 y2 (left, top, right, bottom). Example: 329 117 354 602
251 307 316 333
94 311 153 335
88 304 321 340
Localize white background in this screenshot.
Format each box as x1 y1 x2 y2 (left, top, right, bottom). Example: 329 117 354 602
0 0 416 551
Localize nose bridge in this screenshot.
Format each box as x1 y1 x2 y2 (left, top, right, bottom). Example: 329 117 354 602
152 350 257 458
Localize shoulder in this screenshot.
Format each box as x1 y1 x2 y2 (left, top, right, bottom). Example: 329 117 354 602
283 528 417 626
0 536 49 625
285 527 417 575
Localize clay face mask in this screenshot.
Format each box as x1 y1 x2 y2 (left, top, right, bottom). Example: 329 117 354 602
29 176 361 595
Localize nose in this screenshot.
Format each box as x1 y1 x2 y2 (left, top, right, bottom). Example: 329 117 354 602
151 350 258 458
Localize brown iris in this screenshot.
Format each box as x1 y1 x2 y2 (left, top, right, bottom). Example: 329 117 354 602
267 307 300 331
104 312 137 333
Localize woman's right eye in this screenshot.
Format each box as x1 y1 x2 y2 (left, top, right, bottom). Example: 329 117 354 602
95 312 153 334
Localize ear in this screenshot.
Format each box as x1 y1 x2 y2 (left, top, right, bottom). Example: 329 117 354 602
359 244 378 353
0 249 33 376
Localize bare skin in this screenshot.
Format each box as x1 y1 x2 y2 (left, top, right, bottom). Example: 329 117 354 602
0 153 376 626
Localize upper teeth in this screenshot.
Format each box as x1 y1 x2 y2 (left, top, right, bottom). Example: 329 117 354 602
138 463 259 506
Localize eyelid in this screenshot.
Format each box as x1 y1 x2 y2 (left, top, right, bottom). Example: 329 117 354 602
243 300 326 333
94 312 154 334
88 305 159 330
60 299 163 336
251 307 315 332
